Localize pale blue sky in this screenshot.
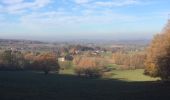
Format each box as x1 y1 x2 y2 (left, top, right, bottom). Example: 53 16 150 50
0 0 170 41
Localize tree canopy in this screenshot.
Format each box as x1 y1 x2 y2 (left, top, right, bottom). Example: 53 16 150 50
145 20 170 80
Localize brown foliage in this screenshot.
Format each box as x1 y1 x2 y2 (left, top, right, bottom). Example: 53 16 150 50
112 52 146 70
31 53 60 73
0 51 60 73
74 57 105 77
145 20 170 80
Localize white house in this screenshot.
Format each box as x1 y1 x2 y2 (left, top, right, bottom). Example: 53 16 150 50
58 57 65 62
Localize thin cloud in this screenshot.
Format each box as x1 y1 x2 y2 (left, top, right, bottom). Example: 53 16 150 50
72 0 141 7
74 0 90 4
20 9 136 29
0 0 52 13
94 0 139 7
0 0 166 40
1 0 23 5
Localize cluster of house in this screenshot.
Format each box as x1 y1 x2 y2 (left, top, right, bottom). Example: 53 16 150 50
57 49 106 62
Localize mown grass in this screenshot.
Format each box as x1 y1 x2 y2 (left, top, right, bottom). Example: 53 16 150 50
59 65 159 82
0 70 169 100
59 69 75 75
111 69 160 81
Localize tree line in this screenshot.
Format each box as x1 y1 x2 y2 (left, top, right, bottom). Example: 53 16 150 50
112 52 146 70
0 50 60 74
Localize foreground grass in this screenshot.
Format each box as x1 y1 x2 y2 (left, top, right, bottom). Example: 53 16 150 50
0 70 169 100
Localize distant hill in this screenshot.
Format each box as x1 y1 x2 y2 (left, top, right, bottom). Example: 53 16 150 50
0 39 46 44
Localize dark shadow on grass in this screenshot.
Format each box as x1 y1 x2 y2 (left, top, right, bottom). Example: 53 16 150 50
0 71 170 100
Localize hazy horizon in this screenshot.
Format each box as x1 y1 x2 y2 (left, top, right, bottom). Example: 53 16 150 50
0 32 153 42
0 0 169 41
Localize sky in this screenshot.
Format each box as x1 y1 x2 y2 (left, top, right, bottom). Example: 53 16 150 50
0 0 170 41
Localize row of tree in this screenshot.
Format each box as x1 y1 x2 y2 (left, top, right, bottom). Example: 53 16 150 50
0 50 60 74
112 52 146 70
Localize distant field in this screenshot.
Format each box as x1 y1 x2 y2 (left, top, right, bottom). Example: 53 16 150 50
0 70 168 100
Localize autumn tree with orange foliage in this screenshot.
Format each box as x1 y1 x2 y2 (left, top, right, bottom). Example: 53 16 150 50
145 20 170 80
112 52 146 70
74 57 105 78
0 51 60 73
33 53 60 74
23 52 60 74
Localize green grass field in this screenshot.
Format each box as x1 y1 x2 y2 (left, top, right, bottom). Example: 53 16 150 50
111 69 160 81
60 68 159 81
0 70 169 100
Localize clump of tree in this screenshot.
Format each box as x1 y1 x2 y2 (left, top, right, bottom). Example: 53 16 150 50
145 20 170 81
33 53 60 74
0 50 25 70
112 52 146 70
0 51 60 74
74 56 105 78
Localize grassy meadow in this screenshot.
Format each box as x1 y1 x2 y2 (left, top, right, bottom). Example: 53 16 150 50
111 69 160 81
60 68 159 81
0 69 169 100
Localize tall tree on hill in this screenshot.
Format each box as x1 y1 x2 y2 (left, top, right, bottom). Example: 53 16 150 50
145 20 170 80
